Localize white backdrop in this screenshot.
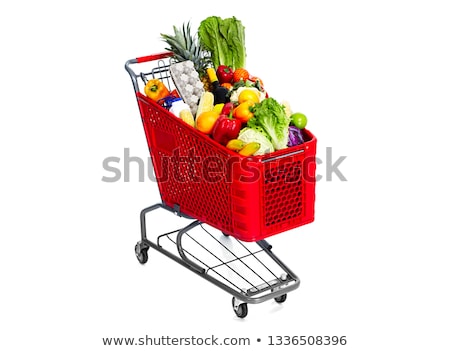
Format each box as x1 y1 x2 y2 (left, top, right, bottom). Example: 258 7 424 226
1 0 449 350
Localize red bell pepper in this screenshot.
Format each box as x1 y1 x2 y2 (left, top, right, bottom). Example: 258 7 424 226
212 113 242 146
216 65 234 84
221 102 234 116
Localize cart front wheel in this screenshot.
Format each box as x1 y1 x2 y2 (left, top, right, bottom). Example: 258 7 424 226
232 297 248 318
135 243 149 264
274 294 287 303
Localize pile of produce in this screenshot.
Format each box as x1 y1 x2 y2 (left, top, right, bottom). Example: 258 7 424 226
144 16 309 157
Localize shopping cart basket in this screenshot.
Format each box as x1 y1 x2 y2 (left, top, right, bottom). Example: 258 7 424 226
125 52 317 318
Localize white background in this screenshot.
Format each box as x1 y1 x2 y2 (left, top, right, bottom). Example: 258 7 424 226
1 0 449 350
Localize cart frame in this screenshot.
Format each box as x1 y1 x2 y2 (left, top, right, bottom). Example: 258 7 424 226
125 53 307 318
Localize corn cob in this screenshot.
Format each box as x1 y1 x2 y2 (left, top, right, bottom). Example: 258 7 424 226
179 109 195 127
196 91 214 119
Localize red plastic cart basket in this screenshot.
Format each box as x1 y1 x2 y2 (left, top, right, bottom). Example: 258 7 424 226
127 53 316 242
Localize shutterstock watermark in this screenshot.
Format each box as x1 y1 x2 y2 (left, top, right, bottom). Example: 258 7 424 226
101 147 347 183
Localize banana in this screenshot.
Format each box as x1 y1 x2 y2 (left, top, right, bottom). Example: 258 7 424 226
226 139 245 151
238 142 261 157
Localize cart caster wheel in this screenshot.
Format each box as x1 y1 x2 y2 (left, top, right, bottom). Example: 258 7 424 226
135 243 149 264
136 250 148 264
274 294 287 303
222 232 230 237
232 297 248 318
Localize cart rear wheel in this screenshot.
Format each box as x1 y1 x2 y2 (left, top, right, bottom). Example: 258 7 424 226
136 250 148 264
135 243 149 264
232 297 248 318
274 294 287 303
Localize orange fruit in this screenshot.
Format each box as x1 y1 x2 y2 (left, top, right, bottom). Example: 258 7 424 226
233 68 250 83
195 110 220 134
238 89 260 104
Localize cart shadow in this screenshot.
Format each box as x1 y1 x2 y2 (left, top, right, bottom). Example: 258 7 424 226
232 316 247 322
268 302 285 314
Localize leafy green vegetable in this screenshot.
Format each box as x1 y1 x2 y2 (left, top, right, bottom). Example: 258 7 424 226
198 16 246 70
197 17 228 69
248 98 291 150
219 17 246 70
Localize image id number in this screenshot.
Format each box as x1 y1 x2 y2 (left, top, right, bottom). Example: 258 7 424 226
268 336 347 346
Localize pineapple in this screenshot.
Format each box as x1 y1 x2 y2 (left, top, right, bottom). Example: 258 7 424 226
161 22 212 91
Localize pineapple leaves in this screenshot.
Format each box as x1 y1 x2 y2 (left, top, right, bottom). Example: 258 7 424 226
160 22 211 76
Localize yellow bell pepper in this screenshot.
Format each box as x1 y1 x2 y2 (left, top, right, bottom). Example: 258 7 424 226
233 101 254 123
144 79 170 101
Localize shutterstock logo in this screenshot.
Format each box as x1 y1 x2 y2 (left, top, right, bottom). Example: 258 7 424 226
316 147 347 181
101 147 347 183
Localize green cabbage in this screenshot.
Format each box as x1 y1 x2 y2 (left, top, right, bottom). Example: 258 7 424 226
198 16 246 70
238 127 274 156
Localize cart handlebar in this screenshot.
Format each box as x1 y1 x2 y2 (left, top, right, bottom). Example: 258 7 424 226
125 52 174 94
136 52 173 63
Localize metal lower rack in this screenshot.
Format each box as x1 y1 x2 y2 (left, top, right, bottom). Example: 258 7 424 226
135 203 300 318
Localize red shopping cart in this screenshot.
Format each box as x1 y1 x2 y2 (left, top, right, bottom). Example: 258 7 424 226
125 52 317 318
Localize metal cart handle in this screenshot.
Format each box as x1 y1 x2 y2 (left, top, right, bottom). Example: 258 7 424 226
262 148 305 163
124 52 174 94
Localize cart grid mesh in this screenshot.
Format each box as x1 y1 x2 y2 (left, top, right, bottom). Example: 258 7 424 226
157 223 295 297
